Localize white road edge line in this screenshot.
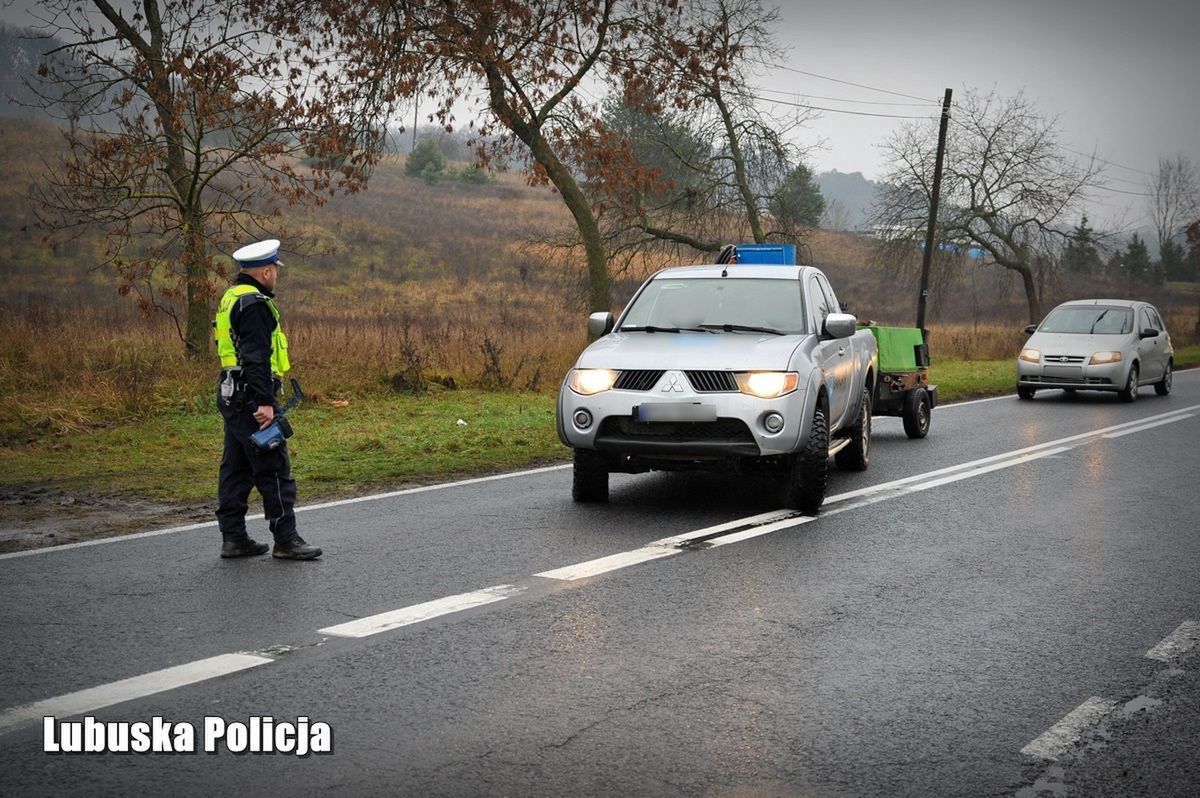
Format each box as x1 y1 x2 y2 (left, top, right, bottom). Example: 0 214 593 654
1020 697 1119 760
1102 413 1196 439
0 653 273 734
1145 620 1200 662
318 585 524 638
0 464 571 561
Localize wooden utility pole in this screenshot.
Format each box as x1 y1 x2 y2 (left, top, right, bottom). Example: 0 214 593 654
916 88 953 334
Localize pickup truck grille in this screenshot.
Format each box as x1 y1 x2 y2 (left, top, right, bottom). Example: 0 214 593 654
685 370 738 392
614 370 665 391
598 417 754 443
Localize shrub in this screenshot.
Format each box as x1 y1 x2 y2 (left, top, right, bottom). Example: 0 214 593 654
405 138 446 180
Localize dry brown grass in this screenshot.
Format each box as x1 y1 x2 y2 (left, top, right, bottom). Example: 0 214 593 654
3 117 1198 442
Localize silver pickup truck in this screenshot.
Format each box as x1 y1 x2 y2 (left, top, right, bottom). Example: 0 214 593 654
557 262 879 513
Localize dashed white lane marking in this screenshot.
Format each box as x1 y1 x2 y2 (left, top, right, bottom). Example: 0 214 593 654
536 547 680 581
1101 412 1195 439
1145 620 1200 662
0 465 571 561
0 653 272 734
318 585 524 638
1020 697 1120 761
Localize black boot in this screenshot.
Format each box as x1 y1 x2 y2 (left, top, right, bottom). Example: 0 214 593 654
272 535 323 560
221 537 270 558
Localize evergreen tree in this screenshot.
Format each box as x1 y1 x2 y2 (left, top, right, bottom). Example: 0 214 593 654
1122 233 1153 285
405 138 446 180
769 164 826 229
1061 215 1100 275
1159 238 1195 281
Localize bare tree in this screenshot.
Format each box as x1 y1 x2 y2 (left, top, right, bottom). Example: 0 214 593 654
591 0 819 257
274 0 677 313
1148 153 1200 254
873 89 1102 322
27 0 373 355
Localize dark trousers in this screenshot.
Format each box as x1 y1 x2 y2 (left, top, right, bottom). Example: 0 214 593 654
216 395 298 543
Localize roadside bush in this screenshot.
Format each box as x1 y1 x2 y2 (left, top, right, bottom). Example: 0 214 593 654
405 138 446 180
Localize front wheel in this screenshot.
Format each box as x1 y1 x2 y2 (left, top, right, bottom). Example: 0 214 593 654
1017 386 1036 401
1155 361 1172 396
902 387 932 439
1118 364 1139 403
835 389 871 471
572 448 609 503
782 401 829 514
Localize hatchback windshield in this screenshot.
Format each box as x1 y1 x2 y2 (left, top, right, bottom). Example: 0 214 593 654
1039 306 1133 335
619 278 806 334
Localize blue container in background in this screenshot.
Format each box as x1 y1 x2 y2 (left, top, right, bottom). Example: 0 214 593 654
735 243 797 265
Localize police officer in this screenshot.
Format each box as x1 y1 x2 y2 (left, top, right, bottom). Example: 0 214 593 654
214 239 322 560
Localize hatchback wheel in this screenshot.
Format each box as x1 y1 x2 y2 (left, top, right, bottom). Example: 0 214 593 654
1118 364 1139 403
1154 361 1172 396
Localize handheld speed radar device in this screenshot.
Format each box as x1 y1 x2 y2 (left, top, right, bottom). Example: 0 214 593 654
250 378 304 453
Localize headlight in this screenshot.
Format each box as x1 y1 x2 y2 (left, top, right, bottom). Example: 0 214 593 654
1090 351 1122 365
1019 348 1041 363
735 371 800 398
569 368 619 395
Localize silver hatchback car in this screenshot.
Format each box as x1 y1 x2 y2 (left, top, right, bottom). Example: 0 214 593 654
1016 299 1174 402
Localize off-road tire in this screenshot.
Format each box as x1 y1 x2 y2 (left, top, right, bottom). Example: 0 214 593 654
1118 364 1139 403
572 448 609 503
902 387 932 439
1155 360 1172 396
782 401 829 514
1017 386 1036 401
835 389 871 471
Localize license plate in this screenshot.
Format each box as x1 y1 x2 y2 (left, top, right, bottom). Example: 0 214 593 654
635 403 718 422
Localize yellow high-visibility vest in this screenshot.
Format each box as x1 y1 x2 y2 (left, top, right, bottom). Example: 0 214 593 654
213 284 290 376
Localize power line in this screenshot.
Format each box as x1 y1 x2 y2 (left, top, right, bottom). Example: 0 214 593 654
1062 146 1155 178
750 92 937 120
752 86 937 108
754 59 938 104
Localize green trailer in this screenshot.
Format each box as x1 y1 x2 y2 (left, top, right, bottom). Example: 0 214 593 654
863 325 937 438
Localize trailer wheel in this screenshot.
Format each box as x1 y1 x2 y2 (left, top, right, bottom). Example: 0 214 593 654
902 388 931 439
572 449 609 503
782 400 829 514
835 389 871 471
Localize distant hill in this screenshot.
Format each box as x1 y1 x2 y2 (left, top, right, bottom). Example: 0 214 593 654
815 170 880 232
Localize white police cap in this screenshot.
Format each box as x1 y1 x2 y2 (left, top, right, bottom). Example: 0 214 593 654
231 239 281 269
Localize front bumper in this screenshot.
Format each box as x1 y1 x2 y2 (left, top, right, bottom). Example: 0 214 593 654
1016 357 1125 390
557 376 808 459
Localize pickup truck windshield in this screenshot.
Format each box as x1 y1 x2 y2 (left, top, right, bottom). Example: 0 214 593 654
619 278 806 335
1039 306 1133 335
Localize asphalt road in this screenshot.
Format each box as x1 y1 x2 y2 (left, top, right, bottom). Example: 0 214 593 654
1 372 1199 796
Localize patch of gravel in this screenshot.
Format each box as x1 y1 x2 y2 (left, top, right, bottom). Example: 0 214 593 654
0 485 214 553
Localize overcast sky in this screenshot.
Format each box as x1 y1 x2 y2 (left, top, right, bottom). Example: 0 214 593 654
761 0 1199 230
4 0 1196 231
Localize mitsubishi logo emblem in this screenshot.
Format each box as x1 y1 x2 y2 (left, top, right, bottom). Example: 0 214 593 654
662 373 684 392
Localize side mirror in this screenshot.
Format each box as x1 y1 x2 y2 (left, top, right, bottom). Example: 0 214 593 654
823 312 858 339
1139 328 1158 339
588 312 615 339
1023 324 1038 335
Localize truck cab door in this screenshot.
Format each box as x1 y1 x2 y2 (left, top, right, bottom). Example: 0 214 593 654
810 275 850 428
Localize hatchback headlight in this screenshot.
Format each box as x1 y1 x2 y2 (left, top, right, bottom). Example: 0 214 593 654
1090 351 1122 365
1019 348 1041 363
735 371 800 398
569 368 619 395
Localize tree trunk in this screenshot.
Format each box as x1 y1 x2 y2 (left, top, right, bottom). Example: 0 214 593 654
526 131 609 311
1017 265 1041 323
713 89 764 243
182 206 210 358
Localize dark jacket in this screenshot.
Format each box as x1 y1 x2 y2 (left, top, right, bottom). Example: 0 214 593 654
229 273 279 409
